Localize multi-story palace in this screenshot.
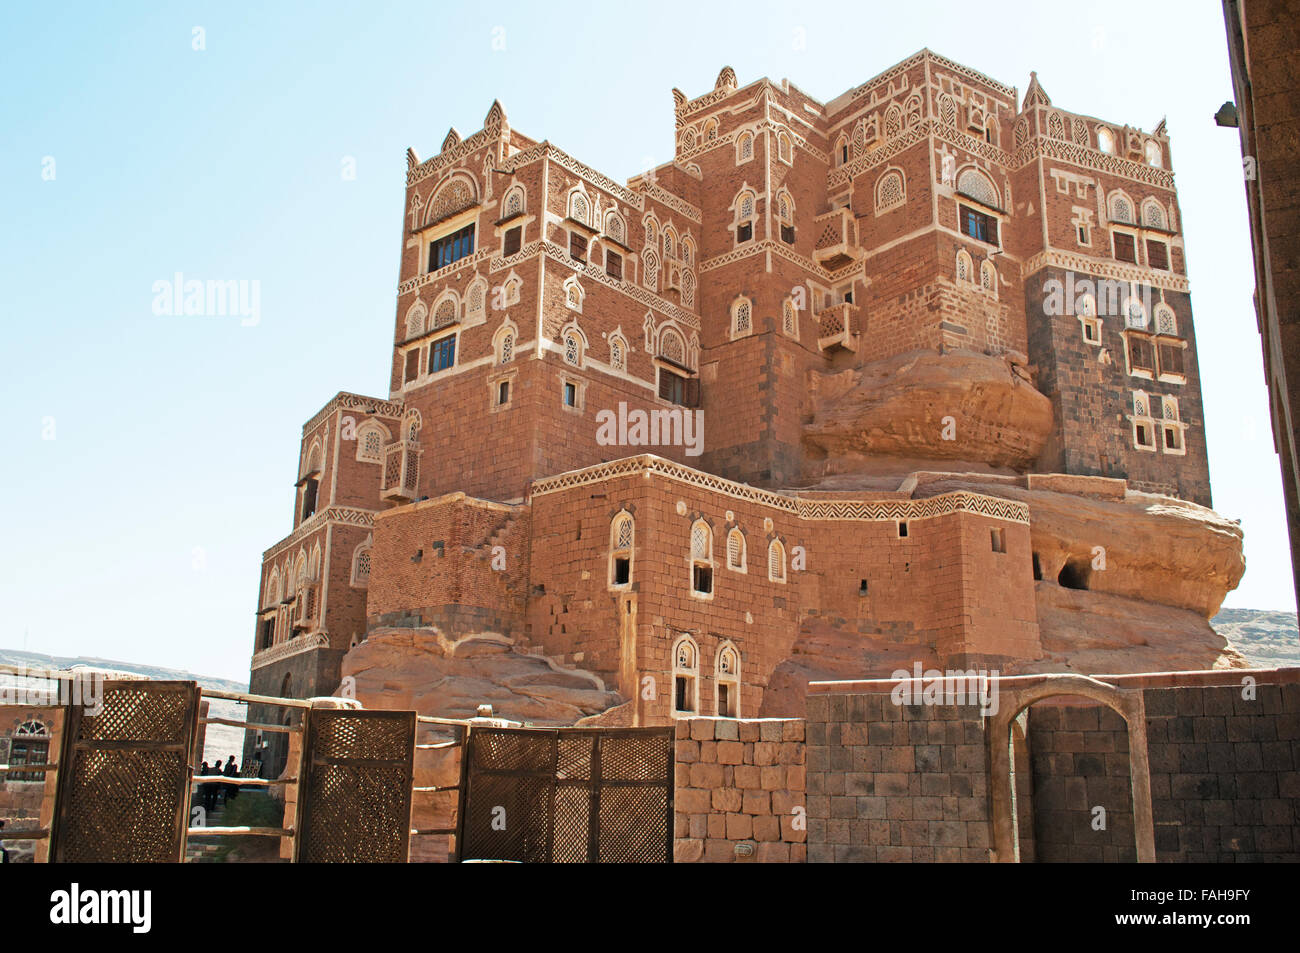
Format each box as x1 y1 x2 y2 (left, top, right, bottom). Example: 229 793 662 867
244 51 1242 767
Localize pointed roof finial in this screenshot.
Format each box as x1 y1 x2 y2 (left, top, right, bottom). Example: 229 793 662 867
1154 116 1167 137
406 147 420 170
1022 71 1051 109
442 128 461 152
715 66 737 91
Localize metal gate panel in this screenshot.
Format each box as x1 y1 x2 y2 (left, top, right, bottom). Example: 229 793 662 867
461 726 672 863
295 708 415 863
51 680 200 863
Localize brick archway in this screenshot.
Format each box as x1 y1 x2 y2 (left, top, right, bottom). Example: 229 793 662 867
987 674 1155 863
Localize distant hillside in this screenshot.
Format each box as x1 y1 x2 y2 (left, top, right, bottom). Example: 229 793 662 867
0 649 249 764
0 649 247 694
1211 608 1300 669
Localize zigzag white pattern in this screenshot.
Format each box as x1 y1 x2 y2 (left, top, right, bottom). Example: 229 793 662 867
529 455 1030 524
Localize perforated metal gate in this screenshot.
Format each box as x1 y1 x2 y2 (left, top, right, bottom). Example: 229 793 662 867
295 708 416 863
51 680 201 863
459 726 673 863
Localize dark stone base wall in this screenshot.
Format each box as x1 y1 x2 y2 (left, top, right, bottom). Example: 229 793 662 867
1143 682 1300 861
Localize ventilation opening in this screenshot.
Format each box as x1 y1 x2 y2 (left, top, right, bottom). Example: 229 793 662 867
1058 556 1092 590
858 579 869 596
692 565 713 595
898 521 909 538
613 557 630 585
1032 553 1042 581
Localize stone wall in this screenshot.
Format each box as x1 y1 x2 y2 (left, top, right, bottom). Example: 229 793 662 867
673 717 806 862
805 688 992 862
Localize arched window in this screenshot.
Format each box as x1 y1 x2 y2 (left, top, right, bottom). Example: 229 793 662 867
642 248 660 292
730 297 752 339
425 175 477 225
1141 199 1167 230
564 275 584 312
956 249 973 283
9 720 50 781
1109 193 1135 225
266 567 282 609
672 634 699 714
1154 303 1177 336
609 512 634 588
309 543 322 581
432 294 459 330
502 185 525 218
605 210 626 245
957 169 999 208
1047 111 1065 140
733 189 757 243
1125 298 1148 329
568 190 591 226
775 189 795 244
736 131 754 162
875 168 905 214
681 268 696 309
663 227 675 261
690 519 713 596
980 260 997 297
609 334 627 371
644 216 658 246
1145 140 1162 168
777 132 793 163
659 326 686 366
563 327 584 366
835 134 848 166
1097 127 1116 154
726 527 747 571
1014 117 1029 148
493 323 516 365
351 537 373 587
782 297 798 338
715 643 740 717
356 420 388 463
405 409 422 441
768 539 787 583
681 237 695 266
405 300 427 341
466 276 488 318
502 273 522 306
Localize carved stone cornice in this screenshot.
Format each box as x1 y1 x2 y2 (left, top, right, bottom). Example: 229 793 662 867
263 508 377 563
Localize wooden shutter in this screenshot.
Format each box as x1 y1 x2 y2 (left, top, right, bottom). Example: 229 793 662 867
1158 341 1184 376
684 377 701 408
658 368 673 401
404 348 420 383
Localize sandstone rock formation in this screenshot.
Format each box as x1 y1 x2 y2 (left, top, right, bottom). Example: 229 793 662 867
803 349 1053 474
339 627 623 724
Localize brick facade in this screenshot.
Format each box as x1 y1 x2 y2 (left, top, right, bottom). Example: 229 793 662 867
244 51 1228 733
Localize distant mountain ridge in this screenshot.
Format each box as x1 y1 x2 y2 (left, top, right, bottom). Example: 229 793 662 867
0 648 247 693
1211 607 1300 669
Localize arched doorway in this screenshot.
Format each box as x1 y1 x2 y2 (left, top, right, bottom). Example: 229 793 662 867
988 674 1155 863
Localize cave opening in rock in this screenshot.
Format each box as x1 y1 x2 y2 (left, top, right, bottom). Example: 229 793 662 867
1057 556 1091 590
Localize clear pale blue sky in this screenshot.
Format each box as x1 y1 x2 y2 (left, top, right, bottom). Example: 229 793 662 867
0 1 1288 682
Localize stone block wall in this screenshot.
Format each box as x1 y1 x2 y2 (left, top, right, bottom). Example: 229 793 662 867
673 717 806 863
1141 678 1300 861
805 688 992 862
1026 699 1135 862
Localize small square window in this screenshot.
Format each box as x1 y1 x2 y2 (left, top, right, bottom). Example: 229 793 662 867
503 226 522 257
605 250 622 280
613 557 630 585
1113 232 1137 263
737 222 753 243
780 224 795 244
563 382 577 407
1077 224 1089 245
675 676 693 713
498 380 510 405
1146 239 1169 270
990 528 1006 553
898 521 908 538
569 232 587 261
692 564 713 594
